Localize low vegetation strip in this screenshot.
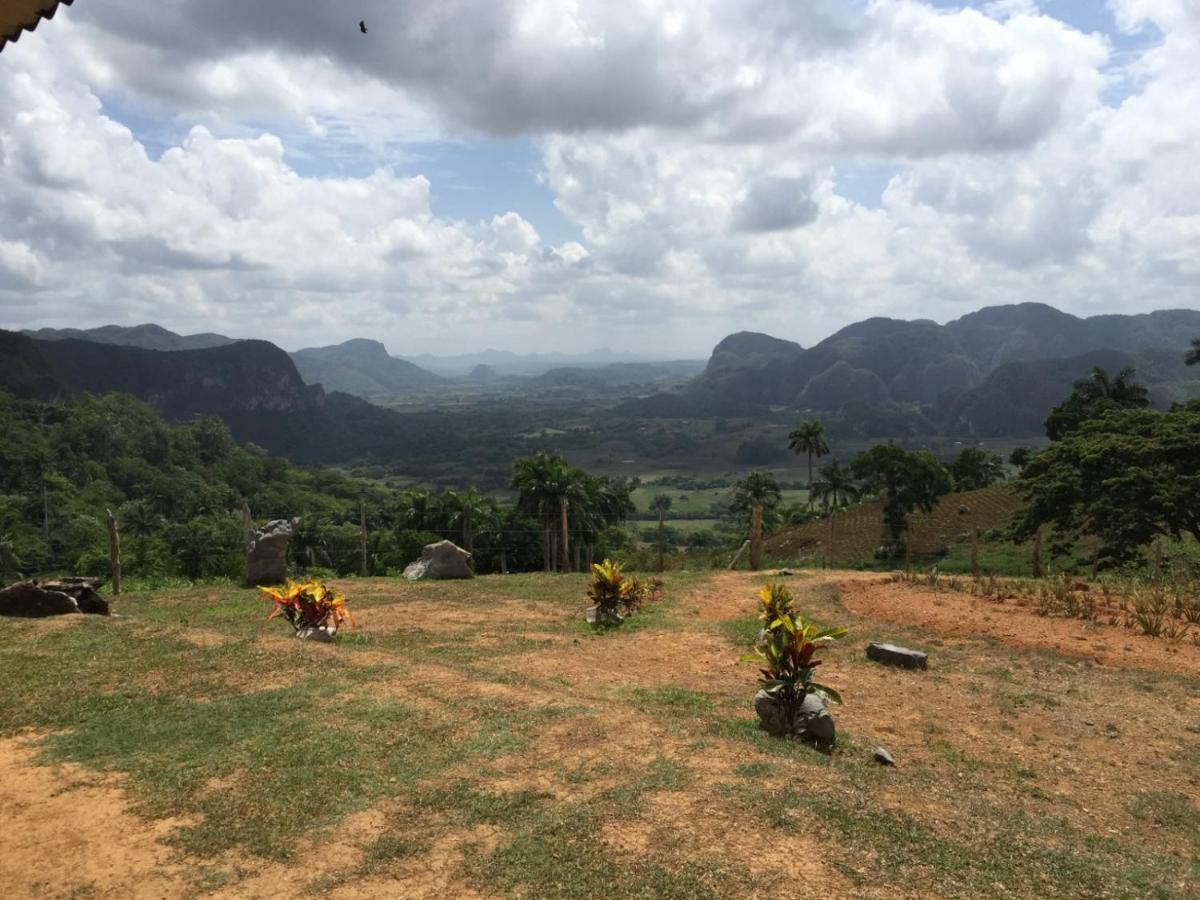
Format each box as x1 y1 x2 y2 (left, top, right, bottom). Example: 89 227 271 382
0 571 1195 898
765 486 1026 564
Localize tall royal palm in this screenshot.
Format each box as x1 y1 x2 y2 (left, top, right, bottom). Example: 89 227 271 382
511 451 585 571
787 420 830 507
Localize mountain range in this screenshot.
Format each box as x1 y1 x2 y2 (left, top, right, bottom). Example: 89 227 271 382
6 302 1199 462
623 303 1200 435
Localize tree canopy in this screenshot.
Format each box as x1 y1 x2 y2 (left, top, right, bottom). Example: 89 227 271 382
1043 366 1150 441
850 443 952 553
1014 405 1200 567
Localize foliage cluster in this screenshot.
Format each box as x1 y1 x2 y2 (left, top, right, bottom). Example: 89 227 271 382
744 583 846 723
260 579 355 633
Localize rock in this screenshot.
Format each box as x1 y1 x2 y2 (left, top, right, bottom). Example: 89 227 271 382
403 540 474 580
585 604 623 627
777 568 796 576
0 581 81 617
753 690 836 746
0 578 111 617
41 578 110 615
294 626 335 642
866 641 928 670
245 518 297 586
873 746 895 766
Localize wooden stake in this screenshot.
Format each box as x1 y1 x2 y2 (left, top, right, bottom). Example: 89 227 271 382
657 507 665 573
970 527 980 578
242 500 253 586
359 498 368 577
750 501 763 571
1032 527 1043 578
105 508 121 596
728 539 750 570
560 497 570 573
827 513 835 570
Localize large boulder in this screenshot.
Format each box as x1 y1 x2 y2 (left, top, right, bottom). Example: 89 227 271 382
245 518 297 586
403 540 474 580
754 689 836 746
0 578 109 617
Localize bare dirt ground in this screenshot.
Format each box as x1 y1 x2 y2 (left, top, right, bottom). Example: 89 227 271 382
1 571 1196 899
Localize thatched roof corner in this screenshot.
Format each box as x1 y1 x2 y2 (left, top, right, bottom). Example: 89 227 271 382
0 0 76 53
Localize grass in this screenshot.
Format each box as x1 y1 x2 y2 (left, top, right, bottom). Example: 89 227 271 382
1 571 1196 898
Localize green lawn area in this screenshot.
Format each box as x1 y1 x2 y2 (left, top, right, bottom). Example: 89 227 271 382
0 571 1195 898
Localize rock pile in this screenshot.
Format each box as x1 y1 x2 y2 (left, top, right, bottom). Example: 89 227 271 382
0 578 110 617
754 690 836 747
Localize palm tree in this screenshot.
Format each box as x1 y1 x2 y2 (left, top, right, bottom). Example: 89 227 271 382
511 452 586 571
788 420 830 506
1187 338 1200 366
731 471 783 532
1080 366 1149 408
810 460 859 512
118 499 163 539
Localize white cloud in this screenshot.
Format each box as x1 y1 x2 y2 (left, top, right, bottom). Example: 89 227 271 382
0 1 1197 356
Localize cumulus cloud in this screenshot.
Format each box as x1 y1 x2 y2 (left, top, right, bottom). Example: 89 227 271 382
0 0 1197 355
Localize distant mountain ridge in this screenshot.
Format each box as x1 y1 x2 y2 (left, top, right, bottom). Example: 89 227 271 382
625 302 1200 435
291 339 442 396
0 330 456 466
24 323 237 351
409 347 657 377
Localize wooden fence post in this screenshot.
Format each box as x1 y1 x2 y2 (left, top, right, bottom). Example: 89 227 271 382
728 539 750 570
105 508 121 596
657 508 665 573
970 527 980 578
750 501 763 571
560 497 570 573
242 501 253 585
1032 527 1043 578
827 514 835 570
359 498 368 577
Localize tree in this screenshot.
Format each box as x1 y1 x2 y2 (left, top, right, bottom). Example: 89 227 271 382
649 494 673 516
810 460 859 511
1187 338 1200 366
1044 366 1150 440
949 447 1006 491
788 420 830 506
850 443 952 554
511 452 588 571
730 471 783 533
1009 447 1033 472
1013 406 1200 567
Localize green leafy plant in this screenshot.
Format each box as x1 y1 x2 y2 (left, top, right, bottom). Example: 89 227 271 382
744 583 846 731
587 559 626 624
260 579 355 633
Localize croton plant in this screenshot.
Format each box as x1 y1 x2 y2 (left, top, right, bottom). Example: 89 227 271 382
260 579 355 633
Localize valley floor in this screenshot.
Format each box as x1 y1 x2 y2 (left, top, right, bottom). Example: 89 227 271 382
1 571 1196 898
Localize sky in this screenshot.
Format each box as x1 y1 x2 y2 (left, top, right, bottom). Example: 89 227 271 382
0 0 1197 358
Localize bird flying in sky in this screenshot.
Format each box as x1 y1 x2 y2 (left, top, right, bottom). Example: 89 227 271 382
359 20 368 34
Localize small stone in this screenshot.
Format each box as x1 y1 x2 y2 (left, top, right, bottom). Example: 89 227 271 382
873 746 895 766
777 568 796 576
294 627 335 643
585 604 623 627
866 641 928 670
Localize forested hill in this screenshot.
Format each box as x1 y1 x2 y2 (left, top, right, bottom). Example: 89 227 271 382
24 323 236 351
624 303 1200 435
0 330 459 467
291 338 443 396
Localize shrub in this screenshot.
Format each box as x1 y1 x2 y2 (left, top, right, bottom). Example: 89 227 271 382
587 560 664 625
744 583 846 730
260 579 355 633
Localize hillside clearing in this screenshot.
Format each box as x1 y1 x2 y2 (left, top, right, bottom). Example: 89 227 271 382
0 572 1195 898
